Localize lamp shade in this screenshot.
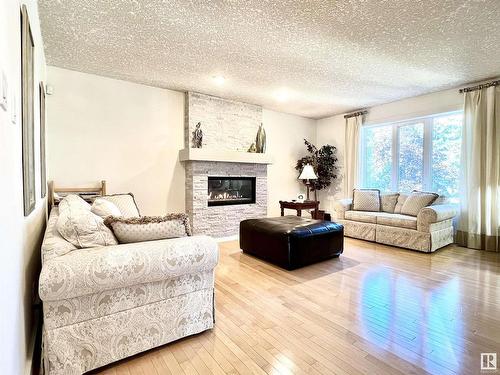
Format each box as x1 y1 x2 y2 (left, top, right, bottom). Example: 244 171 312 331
298 164 318 180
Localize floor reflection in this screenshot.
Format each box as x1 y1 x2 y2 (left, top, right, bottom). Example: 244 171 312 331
360 268 463 374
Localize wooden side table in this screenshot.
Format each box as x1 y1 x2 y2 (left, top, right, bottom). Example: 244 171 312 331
279 200 319 217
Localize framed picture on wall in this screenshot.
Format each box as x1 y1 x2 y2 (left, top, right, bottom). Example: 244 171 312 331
40 82 46 197
21 4 36 216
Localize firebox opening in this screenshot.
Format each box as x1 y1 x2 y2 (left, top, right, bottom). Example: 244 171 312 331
208 177 256 206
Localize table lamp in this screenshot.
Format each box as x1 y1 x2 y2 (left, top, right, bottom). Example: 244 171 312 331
298 164 318 201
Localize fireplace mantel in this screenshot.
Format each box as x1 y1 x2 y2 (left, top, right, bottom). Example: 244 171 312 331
179 148 273 165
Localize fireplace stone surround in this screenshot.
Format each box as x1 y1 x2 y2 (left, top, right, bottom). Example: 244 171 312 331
181 92 271 238
185 161 267 237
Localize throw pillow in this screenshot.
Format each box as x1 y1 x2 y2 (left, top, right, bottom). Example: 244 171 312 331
104 214 192 244
99 193 140 217
91 198 121 218
58 194 91 211
400 190 439 216
352 189 381 212
56 207 118 248
394 193 408 214
380 193 400 213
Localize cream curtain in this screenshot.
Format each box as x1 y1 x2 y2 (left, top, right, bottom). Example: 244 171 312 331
457 85 500 251
344 115 362 196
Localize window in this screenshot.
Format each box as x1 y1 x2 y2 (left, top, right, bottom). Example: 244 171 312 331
360 111 462 202
430 114 462 200
398 122 424 192
362 125 392 191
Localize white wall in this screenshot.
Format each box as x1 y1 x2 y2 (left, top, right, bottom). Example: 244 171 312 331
315 114 345 210
47 67 185 215
0 1 47 374
47 67 316 217
264 109 316 216
363 87 463 125
316 88 463 213
47 62 469 222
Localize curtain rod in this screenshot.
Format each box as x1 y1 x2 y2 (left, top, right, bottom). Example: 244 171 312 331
459 79 500 93
344 110 368 119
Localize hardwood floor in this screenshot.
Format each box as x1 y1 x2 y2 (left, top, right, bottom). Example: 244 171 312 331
93 238 500 375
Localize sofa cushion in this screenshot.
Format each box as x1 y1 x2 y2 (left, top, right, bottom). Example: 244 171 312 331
352 189 380 212
42 208 77 263
57 195 118 249
57 207 118 249
394 194 408 214
39 235 218 301
376 212 417 229
91 198 121 218
345 210 378 224
381 193 400 213
58 194 91 211
100 193 140 217
104 214 191 244
401 191 439 216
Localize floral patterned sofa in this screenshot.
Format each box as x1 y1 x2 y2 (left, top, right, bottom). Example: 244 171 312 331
333 191 458 252
39 202 218 374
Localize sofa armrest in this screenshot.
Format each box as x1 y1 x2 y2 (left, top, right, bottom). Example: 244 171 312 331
417 204 458 232
333 198 353 219
39 235 218 302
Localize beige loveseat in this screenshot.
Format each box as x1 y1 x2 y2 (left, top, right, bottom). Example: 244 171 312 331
39 199 218 374
333 193 458 252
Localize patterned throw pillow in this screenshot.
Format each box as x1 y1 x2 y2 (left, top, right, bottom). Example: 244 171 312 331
394 193 408 214
400 191 439 216
99 193 140 217
91 198 121 218
104 214 192 244
58 194 91 211
352 189 381 212
57 196 118 249
381 193 400 213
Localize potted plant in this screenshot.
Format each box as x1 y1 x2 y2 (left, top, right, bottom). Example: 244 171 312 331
295 139 339 205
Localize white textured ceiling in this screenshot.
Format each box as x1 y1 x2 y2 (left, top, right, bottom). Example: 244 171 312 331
38 0 500 119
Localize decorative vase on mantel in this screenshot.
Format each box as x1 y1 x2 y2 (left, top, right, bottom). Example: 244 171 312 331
255 123 266 153
247 143 257 153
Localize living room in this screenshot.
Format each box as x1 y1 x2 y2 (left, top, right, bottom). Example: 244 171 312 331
1 1 499 375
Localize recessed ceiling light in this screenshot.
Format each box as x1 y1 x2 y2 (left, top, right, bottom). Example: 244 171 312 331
275 89 290 102
212 75 226 85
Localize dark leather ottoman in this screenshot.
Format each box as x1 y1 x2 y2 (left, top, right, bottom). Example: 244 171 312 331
240 216 343 270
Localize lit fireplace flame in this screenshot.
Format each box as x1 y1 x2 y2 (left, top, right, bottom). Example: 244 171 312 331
209 191 241 200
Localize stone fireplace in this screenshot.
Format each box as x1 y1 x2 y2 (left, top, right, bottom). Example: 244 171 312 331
184 161 267 237
180 92 272 238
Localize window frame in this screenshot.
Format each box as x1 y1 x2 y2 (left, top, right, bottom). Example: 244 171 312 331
360 110 463 194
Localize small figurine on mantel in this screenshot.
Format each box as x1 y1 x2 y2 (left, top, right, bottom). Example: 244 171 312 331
247 142 257 153
191 122 203 148
255 123 266 153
